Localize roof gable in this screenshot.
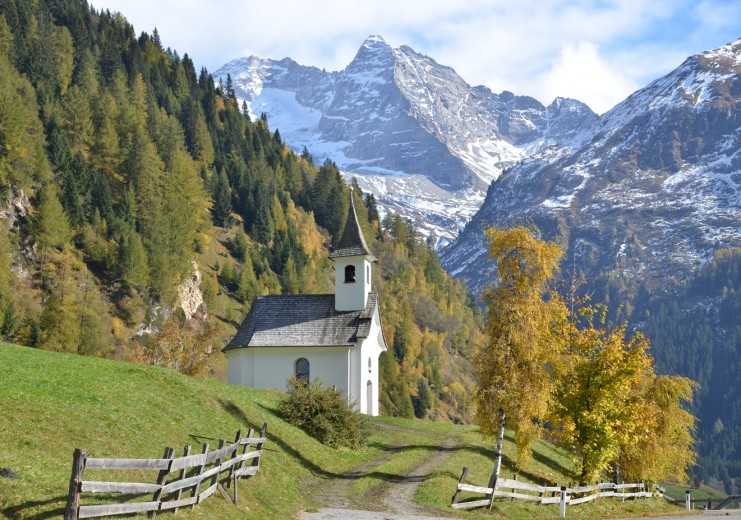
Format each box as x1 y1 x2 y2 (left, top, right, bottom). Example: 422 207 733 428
223 293 380 351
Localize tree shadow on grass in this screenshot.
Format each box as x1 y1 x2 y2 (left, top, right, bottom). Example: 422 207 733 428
219 399 572 495
217 398 264 434
220 400 461 488
2 495 67 520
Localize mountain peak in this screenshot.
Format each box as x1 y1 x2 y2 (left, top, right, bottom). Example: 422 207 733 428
363 35 387 45
346 35 394 74
697 37 741 68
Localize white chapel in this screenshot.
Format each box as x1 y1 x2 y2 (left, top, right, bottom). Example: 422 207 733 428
222 195 387 415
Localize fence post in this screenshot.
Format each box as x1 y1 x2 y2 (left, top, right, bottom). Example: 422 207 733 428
227 430 241 506
234 427 253 497
192 443 210 509
210 438 226 502
174 445 191 515
64 448 86 520
685 490 691 511
451 467 468 505
252 422 268 471
560 486 567 518
707 498 712 510
511 474 518 501
150 446 174 519
485 465 498 509
227 430 241 487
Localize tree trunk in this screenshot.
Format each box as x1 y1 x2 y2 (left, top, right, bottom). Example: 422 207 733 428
488 407 506 509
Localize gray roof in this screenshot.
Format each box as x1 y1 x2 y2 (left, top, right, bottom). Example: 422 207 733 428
330 195 376 260
222 293 380 351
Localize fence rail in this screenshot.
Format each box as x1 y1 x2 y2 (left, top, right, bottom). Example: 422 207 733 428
65 423 267 520
656 487 741 512
451 467 651 517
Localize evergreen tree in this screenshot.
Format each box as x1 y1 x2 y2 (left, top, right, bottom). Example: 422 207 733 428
0 223 15 310
365 193 380 224
211 169 232 227
117 228 149 289
0 16 13 58
251 180 274 244
35 184 72 255
0 53 49 189
61 84 94 155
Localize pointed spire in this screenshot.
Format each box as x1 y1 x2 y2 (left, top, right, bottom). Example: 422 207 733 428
330 191 376 261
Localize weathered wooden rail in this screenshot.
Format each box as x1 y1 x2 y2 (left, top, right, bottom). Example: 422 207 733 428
664 488 741 512
65 423 267 520
451 467 652 517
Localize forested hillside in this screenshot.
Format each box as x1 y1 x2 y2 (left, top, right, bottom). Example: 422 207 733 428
643 248 741 493
0 0 482 422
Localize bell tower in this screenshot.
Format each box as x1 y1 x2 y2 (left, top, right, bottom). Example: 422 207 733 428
331 192 376 312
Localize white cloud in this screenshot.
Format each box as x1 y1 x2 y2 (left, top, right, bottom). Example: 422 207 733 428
538 41 640 113
90 0 740 113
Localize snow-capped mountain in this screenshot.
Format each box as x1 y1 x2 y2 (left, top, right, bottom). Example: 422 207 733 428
441 38 741 294
214 36 596 243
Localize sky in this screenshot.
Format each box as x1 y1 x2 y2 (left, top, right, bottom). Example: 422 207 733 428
90 0 741 114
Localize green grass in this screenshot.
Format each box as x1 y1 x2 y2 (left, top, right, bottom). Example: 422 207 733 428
0 343 380 519
0 343 690 519
660 481 725 502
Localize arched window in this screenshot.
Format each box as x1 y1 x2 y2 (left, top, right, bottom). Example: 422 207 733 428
344 265 356 283
295 358 310 382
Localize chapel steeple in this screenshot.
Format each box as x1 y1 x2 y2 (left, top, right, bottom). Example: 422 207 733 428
331 192 375 311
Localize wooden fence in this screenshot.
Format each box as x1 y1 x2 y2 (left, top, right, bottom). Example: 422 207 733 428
656 487 741 512
65 423 267 520
451 467 652 517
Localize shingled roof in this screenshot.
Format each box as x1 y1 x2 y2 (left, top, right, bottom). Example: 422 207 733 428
222 293 379 351
330 194 376 260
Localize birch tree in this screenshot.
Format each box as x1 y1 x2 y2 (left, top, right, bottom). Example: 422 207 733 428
474 226 564 476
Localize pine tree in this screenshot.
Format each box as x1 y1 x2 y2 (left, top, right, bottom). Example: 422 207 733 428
0 15 14 58
117 228 149 289
211 169 232 227
61 84 94 155
0 224 14 310
251 180 275 244
35 183 72 255
0 53 49 189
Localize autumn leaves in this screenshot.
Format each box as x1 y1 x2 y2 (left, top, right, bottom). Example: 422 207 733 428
475 226 696 484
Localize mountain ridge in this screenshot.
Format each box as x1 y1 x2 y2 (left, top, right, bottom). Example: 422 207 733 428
441 36 741 293
214 36 597 243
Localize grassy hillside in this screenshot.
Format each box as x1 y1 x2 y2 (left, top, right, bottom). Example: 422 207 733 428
0 343 685 519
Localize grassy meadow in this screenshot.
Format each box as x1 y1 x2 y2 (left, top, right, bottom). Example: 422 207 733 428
0 343 692 519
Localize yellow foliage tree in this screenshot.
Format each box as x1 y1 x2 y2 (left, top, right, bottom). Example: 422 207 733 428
474 226 564 475
550 299 697 483
550 311 656 482
134 315 219 377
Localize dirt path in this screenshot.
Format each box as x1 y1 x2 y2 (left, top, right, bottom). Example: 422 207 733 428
379 439 456 516
301 436 457 520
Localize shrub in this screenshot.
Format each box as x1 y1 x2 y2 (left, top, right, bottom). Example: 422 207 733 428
278 377 367 448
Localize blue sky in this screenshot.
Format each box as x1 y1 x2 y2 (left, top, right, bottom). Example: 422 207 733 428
91 0 741 114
